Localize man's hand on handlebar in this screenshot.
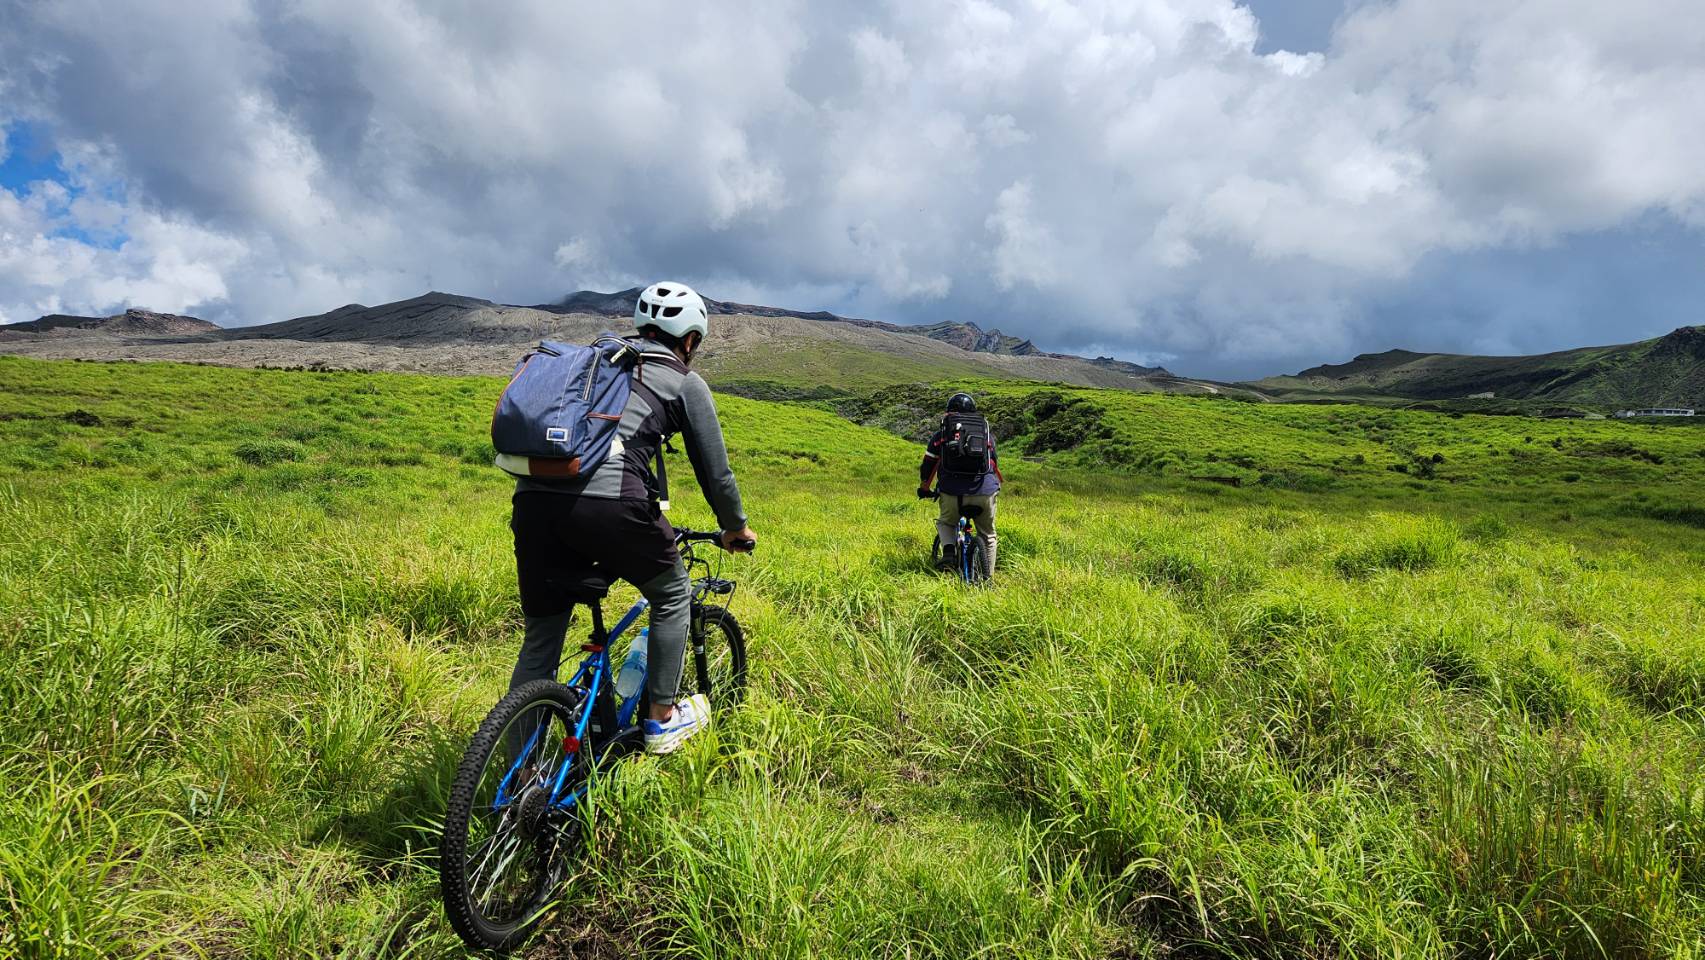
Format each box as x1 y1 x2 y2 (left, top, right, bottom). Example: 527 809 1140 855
917 486 939 500
721 525 758 553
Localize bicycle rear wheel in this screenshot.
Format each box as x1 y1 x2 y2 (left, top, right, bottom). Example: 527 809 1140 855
692 607 747 711
441 679 588 952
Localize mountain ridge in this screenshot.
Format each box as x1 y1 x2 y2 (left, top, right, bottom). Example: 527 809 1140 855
533 288 1130 369
5 291 1699 409
0 290 1220 395
1250 325 1705 409
3 308 219 337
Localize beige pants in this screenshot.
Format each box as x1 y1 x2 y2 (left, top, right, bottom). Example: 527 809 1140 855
938 493 997 572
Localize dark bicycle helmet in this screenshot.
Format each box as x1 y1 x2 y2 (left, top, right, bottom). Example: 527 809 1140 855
946 392 977 413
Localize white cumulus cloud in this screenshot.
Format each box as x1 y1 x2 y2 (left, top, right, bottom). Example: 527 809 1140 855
0 0 1701 374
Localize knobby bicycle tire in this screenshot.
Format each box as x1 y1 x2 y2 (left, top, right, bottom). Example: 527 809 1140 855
441 679 588 952
694 606 748 710
963 537 990 585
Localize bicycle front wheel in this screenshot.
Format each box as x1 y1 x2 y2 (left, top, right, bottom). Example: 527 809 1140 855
692 607 748 711
963 537 990 584
441 679 588 952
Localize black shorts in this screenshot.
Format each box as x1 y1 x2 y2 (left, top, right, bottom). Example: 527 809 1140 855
511 492 679 617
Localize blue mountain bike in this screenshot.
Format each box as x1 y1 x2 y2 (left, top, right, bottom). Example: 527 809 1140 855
439 528 749 952
925 492 990 584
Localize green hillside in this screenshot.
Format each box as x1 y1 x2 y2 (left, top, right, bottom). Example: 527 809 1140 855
1251 325 1705 410
3 356 1705 958
837 380 1705 519
700 339 1005 393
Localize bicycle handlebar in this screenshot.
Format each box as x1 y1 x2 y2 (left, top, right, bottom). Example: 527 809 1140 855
675 528 756 552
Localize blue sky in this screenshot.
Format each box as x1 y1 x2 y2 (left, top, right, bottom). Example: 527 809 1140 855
1245 0 1356 53
0 122 63 189
2 0 1703 378
1 120 128 251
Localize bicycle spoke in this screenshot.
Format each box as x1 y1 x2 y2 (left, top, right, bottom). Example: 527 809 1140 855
477 835 528 913
467 823 518 892
445 668 616 949
460 701 575 924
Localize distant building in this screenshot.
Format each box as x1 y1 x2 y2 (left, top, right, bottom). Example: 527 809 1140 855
1613 408 1696 418
1465 391 1495 400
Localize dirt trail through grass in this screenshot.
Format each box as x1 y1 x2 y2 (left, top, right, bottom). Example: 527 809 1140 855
2 357 1703 958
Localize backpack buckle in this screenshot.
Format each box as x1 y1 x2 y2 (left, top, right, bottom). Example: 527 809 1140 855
595 336 638 364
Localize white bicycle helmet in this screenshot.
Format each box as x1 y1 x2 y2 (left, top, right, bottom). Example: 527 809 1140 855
634 282 709 340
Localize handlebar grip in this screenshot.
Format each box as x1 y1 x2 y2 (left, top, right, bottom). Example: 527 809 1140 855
675 529 754 551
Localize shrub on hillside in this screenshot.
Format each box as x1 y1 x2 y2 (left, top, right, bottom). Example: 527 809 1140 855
232 439 306 466
836 385 1114 455
1257 469 1337 492
1620 497 1705 528
1018 395 1113 454
1574 440 1664 464
1332 518 1462 577
1131 538 1257 598
1463 514 1511 543
716 380 853 403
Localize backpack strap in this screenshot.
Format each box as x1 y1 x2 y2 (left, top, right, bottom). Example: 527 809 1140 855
654 438 670 511
624 344 685 510
626 373 673 509
632 351 688 382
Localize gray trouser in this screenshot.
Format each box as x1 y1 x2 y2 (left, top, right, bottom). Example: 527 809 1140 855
509 560 693 706
938 493 997 572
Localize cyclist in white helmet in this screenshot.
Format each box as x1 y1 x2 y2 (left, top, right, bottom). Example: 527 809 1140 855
509 282 757 754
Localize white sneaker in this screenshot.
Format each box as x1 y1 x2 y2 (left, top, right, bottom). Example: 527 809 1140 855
642 693 712 755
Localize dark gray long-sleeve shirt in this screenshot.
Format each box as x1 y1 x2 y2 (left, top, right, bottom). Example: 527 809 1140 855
515 340 747 531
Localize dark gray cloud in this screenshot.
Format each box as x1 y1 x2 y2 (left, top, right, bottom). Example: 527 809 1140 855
2 0 1703 378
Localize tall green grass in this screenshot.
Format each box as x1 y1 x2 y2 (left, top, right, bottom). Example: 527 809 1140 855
2 356 1703 958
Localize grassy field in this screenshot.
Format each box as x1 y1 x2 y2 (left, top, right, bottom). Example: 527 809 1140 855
3 355 1704 958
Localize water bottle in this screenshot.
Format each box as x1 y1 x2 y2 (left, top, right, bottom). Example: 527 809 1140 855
615 628 648 701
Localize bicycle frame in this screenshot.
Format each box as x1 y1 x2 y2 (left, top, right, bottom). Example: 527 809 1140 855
956 515 976 582
492 595 650 814
486 530 740 817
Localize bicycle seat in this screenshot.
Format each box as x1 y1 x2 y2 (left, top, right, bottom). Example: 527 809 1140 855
561 567 615 605
958 504 985 520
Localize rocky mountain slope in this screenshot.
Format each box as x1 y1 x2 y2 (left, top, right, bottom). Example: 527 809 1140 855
6 290 1695 411
2 308 219 337
0 291 1226 395
539 288 1167 374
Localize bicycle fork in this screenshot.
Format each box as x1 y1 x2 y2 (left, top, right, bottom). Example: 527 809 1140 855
959 517 974 580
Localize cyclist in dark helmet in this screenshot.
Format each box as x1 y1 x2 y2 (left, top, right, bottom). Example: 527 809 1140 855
917 391 1002 574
